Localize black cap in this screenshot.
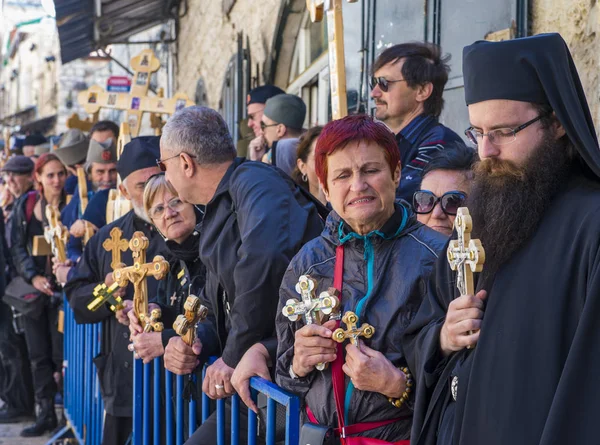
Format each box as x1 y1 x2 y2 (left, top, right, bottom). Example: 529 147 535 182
246 85 285 106
1 155 34 174
463 33 600 179
117 136 161 181
23 134 47 147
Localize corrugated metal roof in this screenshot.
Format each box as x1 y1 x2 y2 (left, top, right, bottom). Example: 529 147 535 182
55 0 177 64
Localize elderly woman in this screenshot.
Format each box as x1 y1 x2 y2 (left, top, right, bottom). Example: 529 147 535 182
413 142 477 236
128 173 206 362
275 115 446 443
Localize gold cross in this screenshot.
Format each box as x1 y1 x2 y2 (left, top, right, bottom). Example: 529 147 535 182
102 227 129 270
282 275 340 325
332 311 375 346
306 0 358 119
87 282 124 313
43 205 69 263
447 208 485 297
77 49 194 137
173 295 208 346
112 231 169 332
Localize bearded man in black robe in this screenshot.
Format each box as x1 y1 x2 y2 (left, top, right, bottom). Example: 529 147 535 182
403 33 600 445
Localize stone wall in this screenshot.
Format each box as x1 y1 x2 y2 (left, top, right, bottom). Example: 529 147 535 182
175 0 283 110
532 0 600 133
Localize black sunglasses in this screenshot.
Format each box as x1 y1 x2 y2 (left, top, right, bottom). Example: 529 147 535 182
369 76 408 92
156 152 196 172
413 190 467 216
260 121 278 131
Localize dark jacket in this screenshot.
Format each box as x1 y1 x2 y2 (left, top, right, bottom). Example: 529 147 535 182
64 210 169 417
195 158 323 368
275 203 446 441
396 114 463 203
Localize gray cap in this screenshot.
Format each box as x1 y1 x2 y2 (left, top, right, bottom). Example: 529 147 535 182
54 129 89 167
86 138 117 166
1 155 34 174
263 94 306 130
34 142 51 156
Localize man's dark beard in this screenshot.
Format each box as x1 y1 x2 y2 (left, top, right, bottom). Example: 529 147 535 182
468 133 572 283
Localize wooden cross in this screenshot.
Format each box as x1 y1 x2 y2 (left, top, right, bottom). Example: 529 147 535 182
102 227 129 270
112 231 169 332
332 311 375 346
77 49 194 137
307 0 358 119
39 205 68 263
282 275 340 325
447 207 485 344
66 112 98 133
173 295 209 346
87 282 124 313
106 122 133 224
76 166 88 214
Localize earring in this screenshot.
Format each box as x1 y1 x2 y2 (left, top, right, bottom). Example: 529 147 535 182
302 173 308 182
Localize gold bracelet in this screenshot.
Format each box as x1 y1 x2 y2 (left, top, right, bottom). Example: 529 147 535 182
388 367 413 408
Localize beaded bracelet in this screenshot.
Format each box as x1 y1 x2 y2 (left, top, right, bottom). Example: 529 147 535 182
388 367 413 408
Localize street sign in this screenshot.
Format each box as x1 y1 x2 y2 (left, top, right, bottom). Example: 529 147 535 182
107 76 131 93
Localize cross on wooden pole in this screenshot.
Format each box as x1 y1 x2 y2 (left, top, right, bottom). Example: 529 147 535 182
102 227 129 270
447 207 485 345
77 49 194 137
106 121 133 224
332 311 375 346
112 231 169 332
39 205 68 263
76 166 88 214
173 295 208 346
307 0 358 119
87 282 124 312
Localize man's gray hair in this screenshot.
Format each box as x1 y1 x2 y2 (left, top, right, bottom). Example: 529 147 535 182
161 106 236 164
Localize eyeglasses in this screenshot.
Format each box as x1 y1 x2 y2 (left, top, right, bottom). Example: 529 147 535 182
156 152 196 172
413 190 467 216
464 114 548 147
149 197 186 220
260 121 279 131
369 76 408 92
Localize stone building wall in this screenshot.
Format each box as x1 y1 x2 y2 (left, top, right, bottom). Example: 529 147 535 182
532 0 600 135
175 0 283 110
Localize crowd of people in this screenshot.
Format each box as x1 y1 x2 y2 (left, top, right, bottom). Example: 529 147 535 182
0 31 597 445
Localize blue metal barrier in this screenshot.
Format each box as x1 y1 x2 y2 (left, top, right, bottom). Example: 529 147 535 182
132 356 301 445
47 298 104 445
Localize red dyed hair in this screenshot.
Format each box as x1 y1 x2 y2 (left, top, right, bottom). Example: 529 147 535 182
315 114 400 191
34 153 66 192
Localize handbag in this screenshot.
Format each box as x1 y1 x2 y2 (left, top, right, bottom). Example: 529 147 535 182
301 245 410 445
3 276 45 319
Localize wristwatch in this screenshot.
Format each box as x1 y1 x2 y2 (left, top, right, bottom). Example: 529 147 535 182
289 364 300 379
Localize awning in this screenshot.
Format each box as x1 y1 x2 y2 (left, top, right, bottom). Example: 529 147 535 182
54 0 180 64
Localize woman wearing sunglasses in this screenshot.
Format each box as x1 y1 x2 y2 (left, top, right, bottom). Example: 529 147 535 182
413 143 477 236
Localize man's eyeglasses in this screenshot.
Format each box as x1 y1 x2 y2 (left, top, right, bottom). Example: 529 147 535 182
464 114 548 147
149 197 186 220
369 76 408 92
156 152 196 172
413 190 467 216
260 121 279 131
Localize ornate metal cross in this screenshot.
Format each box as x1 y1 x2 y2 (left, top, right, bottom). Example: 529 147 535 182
332 311 375 346
306 0 358 119
102 227 129 270
44 205 69 263
112 231 170 332
282 275 340 326
173 295 208 346
447 208 485 297
87 282 124 313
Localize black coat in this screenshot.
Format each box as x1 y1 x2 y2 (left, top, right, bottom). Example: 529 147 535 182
403 170 600 445
195 158 323 368
64 210 169 417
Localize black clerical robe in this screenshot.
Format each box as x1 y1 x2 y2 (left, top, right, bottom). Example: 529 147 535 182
64 210 169 417
403 169 600 445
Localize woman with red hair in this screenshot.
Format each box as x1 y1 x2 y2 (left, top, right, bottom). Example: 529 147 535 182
275 115 446 443
10 152 66 436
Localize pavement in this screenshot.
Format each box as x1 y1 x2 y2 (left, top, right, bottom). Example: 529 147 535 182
0 400 64 445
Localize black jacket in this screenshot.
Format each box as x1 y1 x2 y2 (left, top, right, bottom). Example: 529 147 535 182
64 210 169 417
275 204 446 441
195 158 323 368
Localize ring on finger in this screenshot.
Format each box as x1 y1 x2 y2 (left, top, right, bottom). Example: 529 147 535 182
215 384 224 390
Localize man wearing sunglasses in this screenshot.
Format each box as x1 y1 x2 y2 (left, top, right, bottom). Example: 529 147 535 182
246 85 285 162
413 142 476 236
371 42 463 203
404 34 600 445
